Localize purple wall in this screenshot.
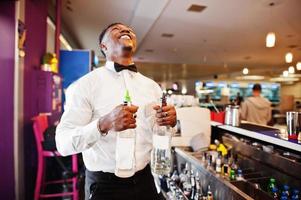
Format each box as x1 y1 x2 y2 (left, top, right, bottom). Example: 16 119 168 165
0 1 16 200
24 0 48 199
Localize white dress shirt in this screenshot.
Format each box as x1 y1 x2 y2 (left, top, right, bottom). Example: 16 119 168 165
55 61 162 173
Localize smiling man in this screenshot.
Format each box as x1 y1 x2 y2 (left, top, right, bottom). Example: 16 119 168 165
55 23 177 200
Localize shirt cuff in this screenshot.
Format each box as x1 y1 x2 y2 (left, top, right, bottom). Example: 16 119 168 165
80 119 101 146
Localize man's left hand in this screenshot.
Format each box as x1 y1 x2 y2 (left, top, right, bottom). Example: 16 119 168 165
153 105 177 127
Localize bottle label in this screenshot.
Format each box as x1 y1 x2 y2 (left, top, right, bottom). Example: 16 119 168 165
116 137 135 170
153 135 170 149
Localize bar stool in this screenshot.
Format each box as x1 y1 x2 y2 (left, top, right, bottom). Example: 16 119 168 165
32 114 79 200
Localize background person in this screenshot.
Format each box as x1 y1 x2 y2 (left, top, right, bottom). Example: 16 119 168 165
240 83 271 125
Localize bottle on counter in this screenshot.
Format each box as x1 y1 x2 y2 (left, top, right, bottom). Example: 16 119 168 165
215 151 222 174
115 90 136 177
207 185 214 200
236 169 244 181
280 191 288 200
171 168 180 185
194 171 202 200
182 167 192 198
222 155 229 177
151 94 172 176
229 169 236 181
272 187 279 199
282 184 290 197
180 162 190 186
291 189 300 200
268 178 277 195
190 170 196 200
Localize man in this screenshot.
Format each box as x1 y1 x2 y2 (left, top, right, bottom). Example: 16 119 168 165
240 83 271 125
55 23 177 200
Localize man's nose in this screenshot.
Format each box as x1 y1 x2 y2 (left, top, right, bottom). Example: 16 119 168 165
120 29 130 34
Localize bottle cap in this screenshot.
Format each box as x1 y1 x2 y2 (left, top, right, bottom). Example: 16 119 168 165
124 90 131 103
283 184 289 190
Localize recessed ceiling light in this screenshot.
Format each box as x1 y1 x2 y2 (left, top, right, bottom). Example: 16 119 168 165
187 4 207 12
270 77 299 82
283 70 289 77
236 75 265 80
296 62 301 70
288 66 295 74
285 52 293 63
242 68 249 75
266 32 276 48
161 33 174 38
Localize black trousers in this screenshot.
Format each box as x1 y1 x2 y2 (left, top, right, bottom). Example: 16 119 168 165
85 165 162 200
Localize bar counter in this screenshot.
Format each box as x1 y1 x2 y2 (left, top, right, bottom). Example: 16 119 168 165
211 121 301 153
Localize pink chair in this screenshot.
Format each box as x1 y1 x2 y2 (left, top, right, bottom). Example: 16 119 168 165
32 114 79 200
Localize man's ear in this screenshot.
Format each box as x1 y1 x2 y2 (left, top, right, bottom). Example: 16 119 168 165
100 43 107 51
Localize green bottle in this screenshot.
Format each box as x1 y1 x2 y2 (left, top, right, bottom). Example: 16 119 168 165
268 178 276 194
124 90 132 105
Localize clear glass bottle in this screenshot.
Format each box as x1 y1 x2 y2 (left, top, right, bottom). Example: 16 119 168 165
115 90 136 177
215 151 222 174
151 94 172 176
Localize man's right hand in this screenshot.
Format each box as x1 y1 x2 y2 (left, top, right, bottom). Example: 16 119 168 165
98 104 138 134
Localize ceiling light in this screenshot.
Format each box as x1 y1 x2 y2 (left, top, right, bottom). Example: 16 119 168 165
242 68 249 75
297 62 301 70
236 75 265 80
283 70 289 77
187 4 207 12
266 32 276 47
270 77 299 82
288 66 295 74
161 33 174 38
285 52 293 63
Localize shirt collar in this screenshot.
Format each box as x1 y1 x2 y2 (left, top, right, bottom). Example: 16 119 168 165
104 61 137 75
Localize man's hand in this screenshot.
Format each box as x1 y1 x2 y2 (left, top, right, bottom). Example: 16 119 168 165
153 105 177 127
98 104 138 134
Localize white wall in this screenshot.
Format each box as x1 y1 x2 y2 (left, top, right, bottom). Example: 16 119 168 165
281 82 301 101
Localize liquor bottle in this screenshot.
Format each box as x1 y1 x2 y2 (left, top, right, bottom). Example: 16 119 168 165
180 162 190 188
291 189 300 200
229 169 236 181
268 178 277 195
171 168 180 185
115 90 136 177
215 151 222 174
280 191 288 200
231 154 239 171
282 185 290 197
272 187 279 199
222 155 229 177
207 185 214 200
151 94 172 176
183 167 192 198
236 169 244 181
190 170 196 200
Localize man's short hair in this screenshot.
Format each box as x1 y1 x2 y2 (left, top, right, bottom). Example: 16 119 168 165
98 22 123 57
252 83 262 92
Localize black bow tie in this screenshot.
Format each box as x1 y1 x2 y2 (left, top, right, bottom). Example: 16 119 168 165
114 63 137 73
